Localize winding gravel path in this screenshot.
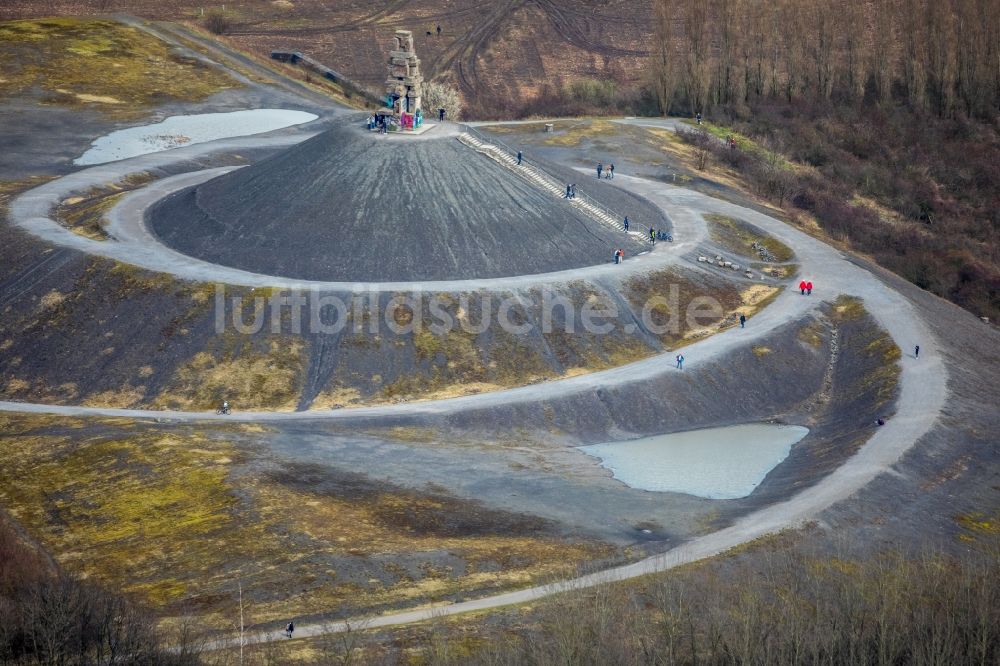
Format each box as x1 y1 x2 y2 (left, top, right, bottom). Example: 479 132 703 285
216 183 946 645
2 124 946 646
11 130 694 292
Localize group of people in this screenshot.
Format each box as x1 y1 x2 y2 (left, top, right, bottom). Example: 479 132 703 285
564 183 577 199
365 114 392 134
597 162 615 179
798 280 814 295
609 220 666 263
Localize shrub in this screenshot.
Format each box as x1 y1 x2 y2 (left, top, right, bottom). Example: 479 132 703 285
565 78 617 107
422 81 463 121
204 10 230 36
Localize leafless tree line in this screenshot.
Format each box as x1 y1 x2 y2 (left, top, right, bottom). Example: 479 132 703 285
651 0 1000 119
0 519 198 666
418 541 1000 665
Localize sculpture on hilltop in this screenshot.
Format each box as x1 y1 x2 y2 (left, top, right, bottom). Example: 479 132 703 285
385 30 424 129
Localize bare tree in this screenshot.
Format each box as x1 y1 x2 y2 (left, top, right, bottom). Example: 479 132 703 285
422 81 464 121
648 0 997 119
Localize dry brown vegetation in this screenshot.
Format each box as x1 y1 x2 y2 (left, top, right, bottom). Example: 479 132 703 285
625 268 779 347
396 535 1000 666
650 0 998 120
706 213 795 263
0 514 195 665
647 0 999 320
0 17 238 119
0 416 613 639
53 172 157 240
156 337 308 411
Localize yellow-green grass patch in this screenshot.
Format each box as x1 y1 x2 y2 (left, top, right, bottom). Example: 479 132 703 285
155 336 308 410
706 213 795 263
0 18 239 119
0 425 613 629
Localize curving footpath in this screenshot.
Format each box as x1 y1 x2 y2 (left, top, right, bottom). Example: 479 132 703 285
219 193 946 645
2 128 946 647
11 129 697 293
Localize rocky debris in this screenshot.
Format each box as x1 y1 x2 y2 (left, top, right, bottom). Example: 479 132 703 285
751 240 777 262
699 254 745 274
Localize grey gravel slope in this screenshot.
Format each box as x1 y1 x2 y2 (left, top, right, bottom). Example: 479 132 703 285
148 122 644 281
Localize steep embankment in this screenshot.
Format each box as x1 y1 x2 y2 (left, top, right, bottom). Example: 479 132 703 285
147 122 648 281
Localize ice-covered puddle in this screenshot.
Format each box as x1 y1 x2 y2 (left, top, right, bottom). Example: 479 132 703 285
74 109 319 165
580 424 809 499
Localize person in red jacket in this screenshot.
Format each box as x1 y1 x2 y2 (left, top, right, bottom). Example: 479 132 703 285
799 280 807 295
806 281 813 295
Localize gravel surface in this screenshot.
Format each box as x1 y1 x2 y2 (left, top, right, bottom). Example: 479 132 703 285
147 120 646 281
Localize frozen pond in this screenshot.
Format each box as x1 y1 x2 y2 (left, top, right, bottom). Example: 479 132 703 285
580 424 809 499
75 109 319 165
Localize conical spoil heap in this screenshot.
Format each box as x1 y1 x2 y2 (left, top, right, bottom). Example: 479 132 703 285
148 123 646 282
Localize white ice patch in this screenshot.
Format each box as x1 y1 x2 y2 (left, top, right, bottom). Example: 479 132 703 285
74 109 319 165
580 423 809 499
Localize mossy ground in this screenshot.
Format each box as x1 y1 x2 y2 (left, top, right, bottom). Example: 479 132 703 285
0 177 57 208
831 295 901 412
706 213 795 263
625 268 779 348
0 415 612 632
0 18 238 119
535 119 621 147
155 336 308 411
53 172 157 240
797 321 825 348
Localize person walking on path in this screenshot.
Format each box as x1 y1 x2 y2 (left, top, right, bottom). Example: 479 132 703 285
623 216 629 231
285 622 294 639
565 184 572 198
649 227 656 243
570 184 576 199
517 150 522 165
799 280 807 295
914 345 920 358
597 162 603 179
609 163 615 179
739 313 746 328
676 354 685 369
806 281 813 295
